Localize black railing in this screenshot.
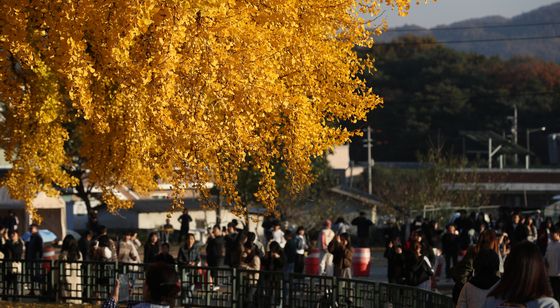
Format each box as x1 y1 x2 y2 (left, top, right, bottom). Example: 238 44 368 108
0 259 453 307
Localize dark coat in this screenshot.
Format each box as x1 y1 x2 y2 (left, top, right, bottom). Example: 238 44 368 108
352 216 373 238
178 214 192 232
78 237 91 261
7 239 23 260
177 243 200 265
384 246 405 283
154 252 175 265
206 236 226 266
143 242 160 263
403 250 432 286
25 233 43 260
441 233 460 255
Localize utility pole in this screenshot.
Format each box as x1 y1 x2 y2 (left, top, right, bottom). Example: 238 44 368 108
526 126 547 169
364 126 373 195
511 105 518 165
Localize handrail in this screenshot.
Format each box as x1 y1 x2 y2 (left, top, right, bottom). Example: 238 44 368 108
0 259 453 307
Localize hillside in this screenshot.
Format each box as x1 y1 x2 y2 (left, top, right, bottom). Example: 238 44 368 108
378 2 560 62
350 36 560 164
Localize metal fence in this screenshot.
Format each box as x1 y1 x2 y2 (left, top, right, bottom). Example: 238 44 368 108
0 259 453 307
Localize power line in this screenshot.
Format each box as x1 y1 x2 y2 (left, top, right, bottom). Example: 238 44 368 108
376 35 560 46
378 91 560 104
385 21 560 33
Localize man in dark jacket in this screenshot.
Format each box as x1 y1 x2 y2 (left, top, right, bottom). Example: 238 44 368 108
206 225 225 289
206 226 226 266
154 242 175 265
283 230 298 274
25 224 43 295
352 212 373 248
25 224 43 261
224 223 238 267
178 209 192 244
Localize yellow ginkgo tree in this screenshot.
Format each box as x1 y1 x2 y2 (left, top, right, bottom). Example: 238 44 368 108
0 0 413 220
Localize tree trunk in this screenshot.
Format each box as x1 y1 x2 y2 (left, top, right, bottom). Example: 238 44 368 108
75 175 95 228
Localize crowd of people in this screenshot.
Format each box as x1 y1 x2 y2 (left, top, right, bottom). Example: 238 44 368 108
384 211 560 308
0 208 377 304
10 206 560 307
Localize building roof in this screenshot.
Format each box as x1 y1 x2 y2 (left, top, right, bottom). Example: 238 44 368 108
328 186 382 206
461 131 532 155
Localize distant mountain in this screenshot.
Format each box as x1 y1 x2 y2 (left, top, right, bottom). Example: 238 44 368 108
378 2 560 62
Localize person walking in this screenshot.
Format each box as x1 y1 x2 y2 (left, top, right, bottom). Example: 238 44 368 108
318 220 335 276
484 241 559 308
178 209 192 244
352 212 373 248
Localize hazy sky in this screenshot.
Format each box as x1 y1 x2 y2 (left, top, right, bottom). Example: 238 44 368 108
381 0 559 28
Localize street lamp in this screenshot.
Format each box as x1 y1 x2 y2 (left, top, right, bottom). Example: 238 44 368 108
525 126 546 169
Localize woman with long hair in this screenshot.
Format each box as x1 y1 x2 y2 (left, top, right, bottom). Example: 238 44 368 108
144 232 160 264
405 241 434 290
484 241 559 307
451 230 499 303
239 241 261 307
456 248 500 308
526 217 538 243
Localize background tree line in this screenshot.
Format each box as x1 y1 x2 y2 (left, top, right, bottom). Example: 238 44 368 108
351 35 560 164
